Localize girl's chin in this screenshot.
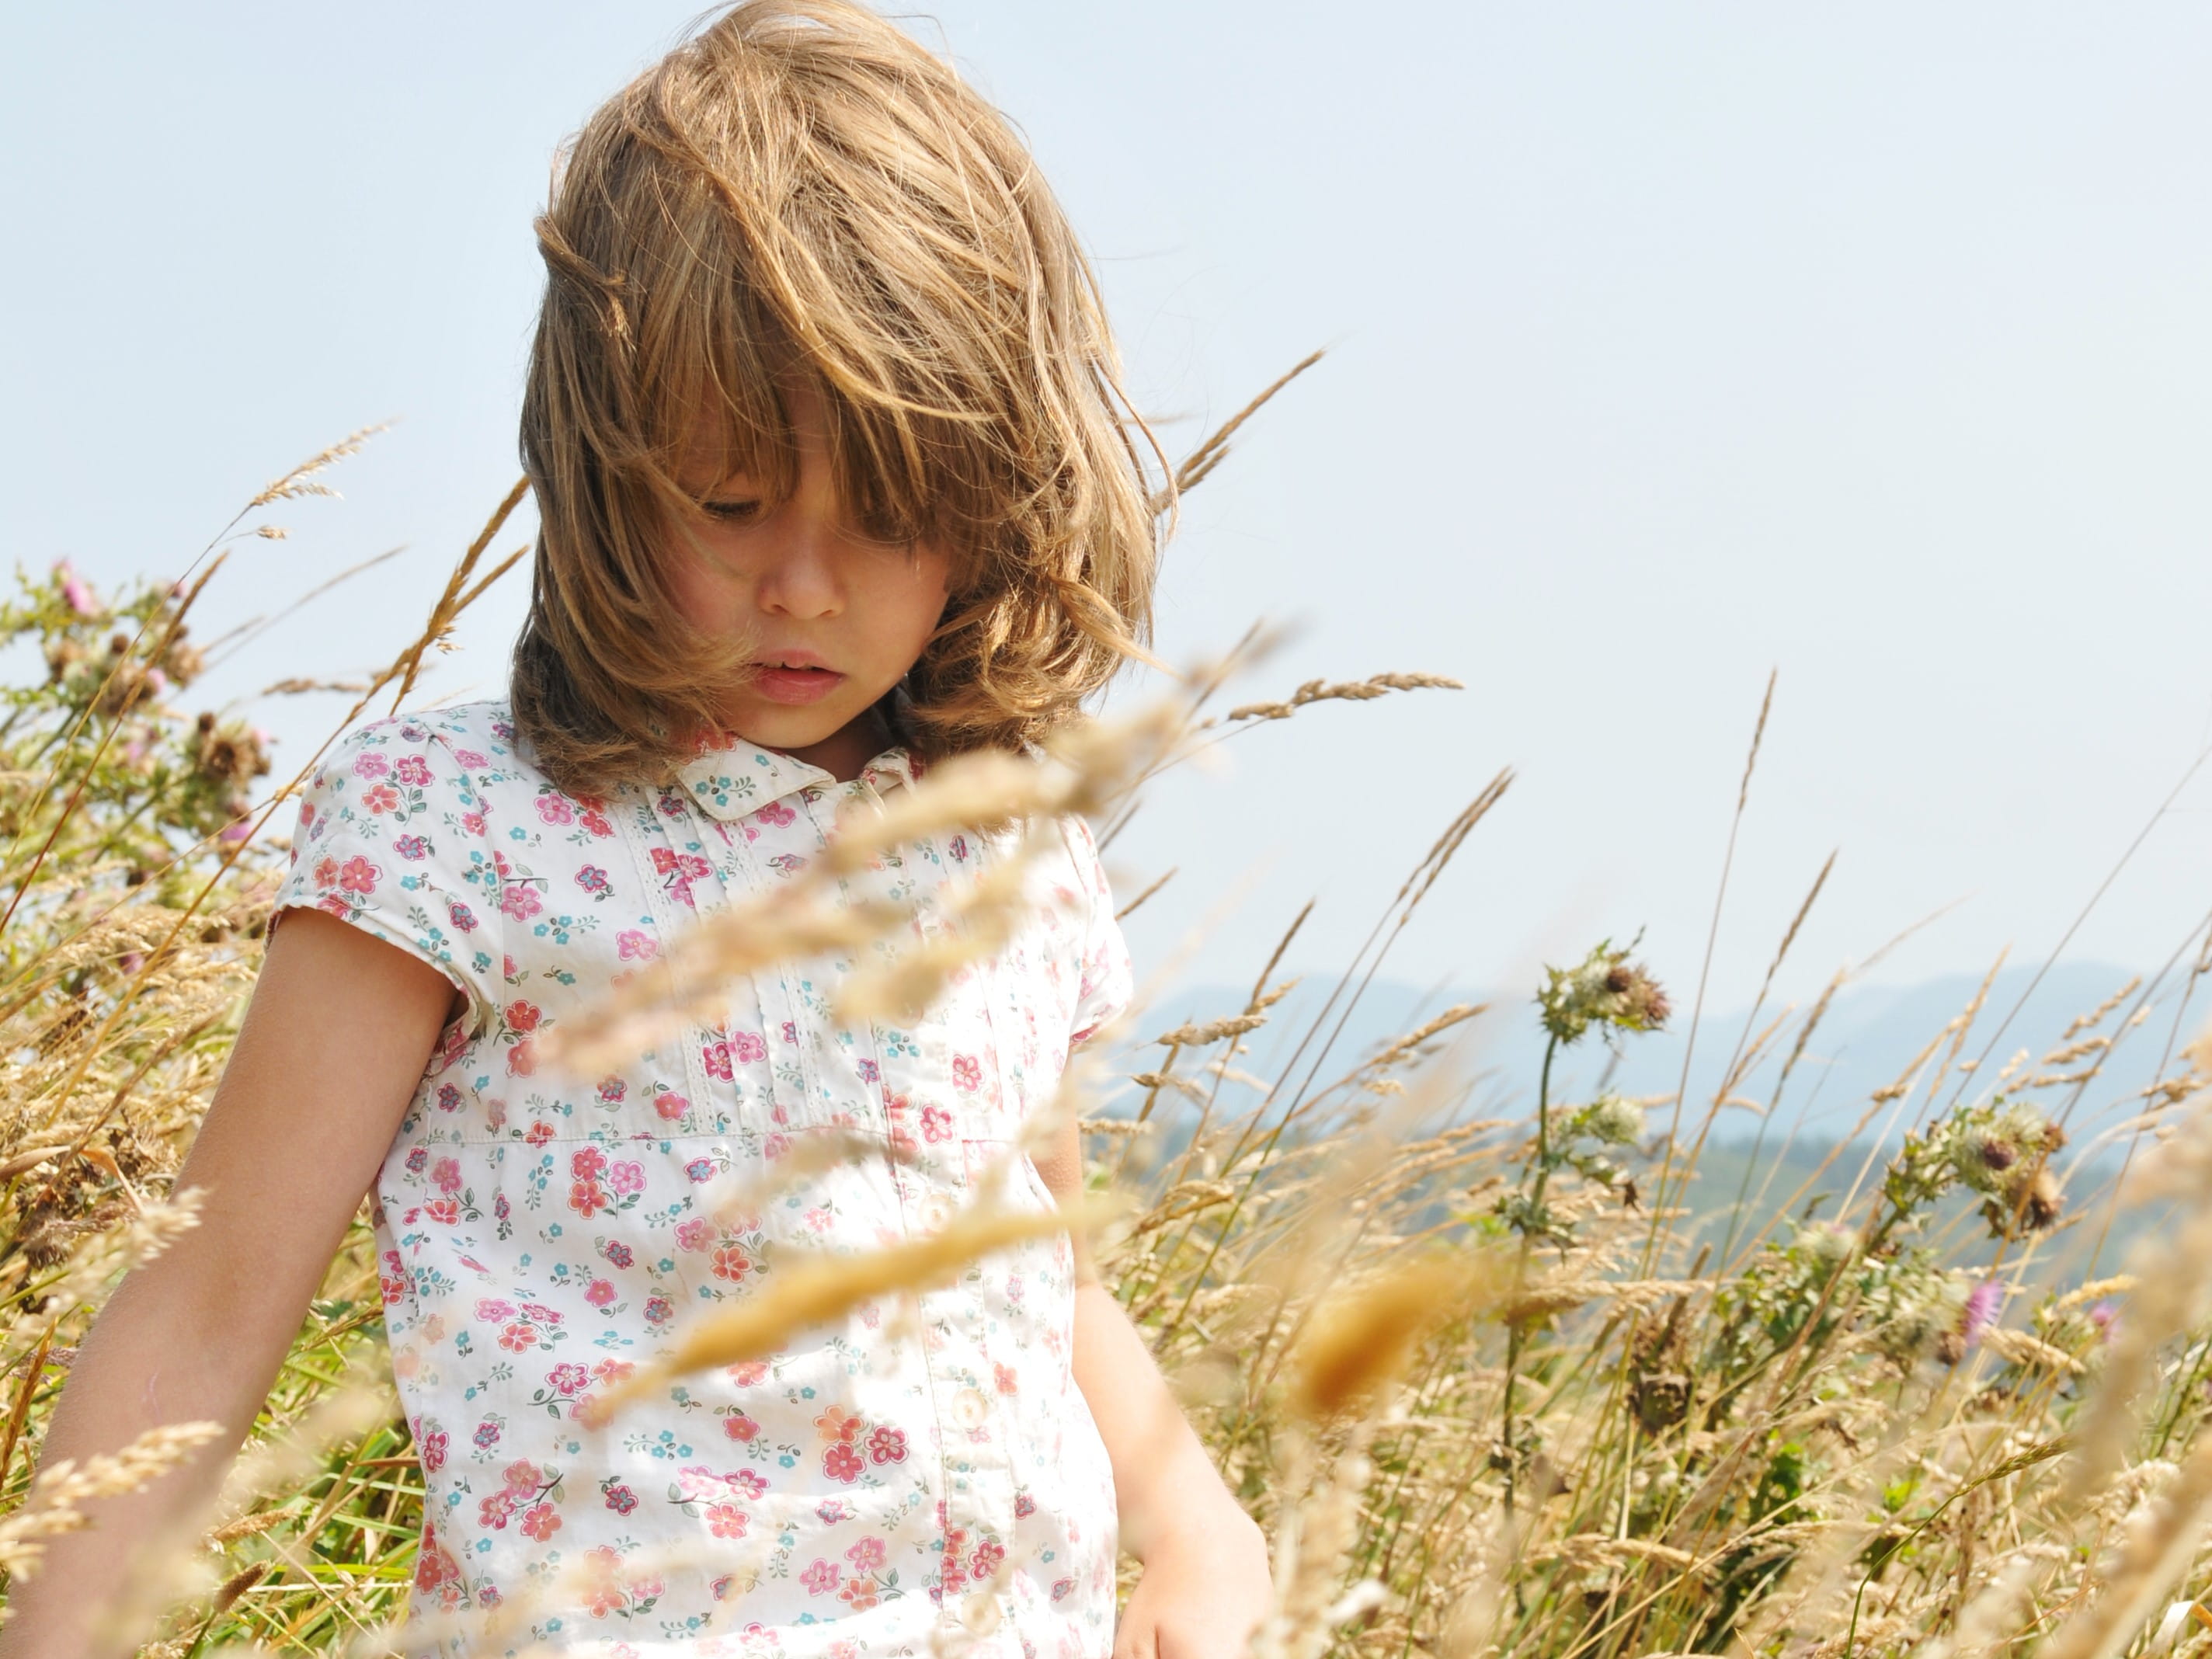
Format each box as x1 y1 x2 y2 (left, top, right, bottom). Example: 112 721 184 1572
717 700 892 770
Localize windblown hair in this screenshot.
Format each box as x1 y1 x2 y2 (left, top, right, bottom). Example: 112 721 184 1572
513 0 1161 795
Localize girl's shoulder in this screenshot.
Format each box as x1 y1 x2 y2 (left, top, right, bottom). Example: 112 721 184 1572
314 698 528 787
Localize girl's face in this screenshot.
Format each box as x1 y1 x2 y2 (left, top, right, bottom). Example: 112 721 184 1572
668 381 951 781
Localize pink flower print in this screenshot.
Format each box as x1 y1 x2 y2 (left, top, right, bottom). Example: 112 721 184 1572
1014 1491 1036 1518
520 1502 562 1542
461 809 487 836
362 782 402 815
547 1363 590 1396
674 1217 714 1252
585 1278 616 1308
649 847 710 908
419 1428 448 1473
571 1145 607 1180
607 1160 645 1196
505 1000 541 1034
709 1243 752 1283
478 1488 518 1530
652 1088 688 1122
816 1499 848 1526
393 833 429 861
524 1120 554 1146
604 1483 638 1515
503 1459 544 1493
728 1359 770 1386
972 1538 1005 1577
800 1558 842 1596
705 1502 748 1539
569 1180 610 1219
497 1321 540 1352
823 1442 864 1483
856 1057 879 1083
722 1412 760 1442
581 808 614 838
839 1578 880 1612
701 1038 732 1082
423 1197 460 1226
732 1469 767 1499
616 929 658 961
596 1075 626 1107
535 793 575 826
431 1156 462 1195
338 856 379 896
948 833 969 862
920 1104 952 1143
815 1404 863 1444
994 1362 1018 1395
781 1021 798 1045
446 897 477 934
395 755 433 787
499 883 543 922
405 1146 430 1174
454 748 488 770
475 1298 516 1322
352 751 391 781
473 1418 503 1449
951 1054 982 1093
846 1536 888 1570
757 801 795 827
866 1424 906 1466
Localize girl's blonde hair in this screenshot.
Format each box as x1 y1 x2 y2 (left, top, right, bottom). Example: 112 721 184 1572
513 0 1160 795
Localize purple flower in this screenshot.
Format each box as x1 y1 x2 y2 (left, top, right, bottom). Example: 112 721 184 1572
1963 1278 2005 1347
2089 1299 2121 1342
58 565 96 616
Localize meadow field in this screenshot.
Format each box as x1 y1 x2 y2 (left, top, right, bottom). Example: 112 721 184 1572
3 410 2212 1659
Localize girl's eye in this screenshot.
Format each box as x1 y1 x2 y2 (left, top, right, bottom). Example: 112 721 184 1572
701 498 763 526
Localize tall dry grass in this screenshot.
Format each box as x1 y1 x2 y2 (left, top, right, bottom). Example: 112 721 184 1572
2 382 2212 1659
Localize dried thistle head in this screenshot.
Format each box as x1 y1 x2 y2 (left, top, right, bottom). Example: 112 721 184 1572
1537 941 1671 1046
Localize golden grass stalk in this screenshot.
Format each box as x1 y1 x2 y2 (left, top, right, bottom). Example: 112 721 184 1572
588 1194 1112 1421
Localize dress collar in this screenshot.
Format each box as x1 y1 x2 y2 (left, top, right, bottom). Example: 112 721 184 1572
674 739 920 823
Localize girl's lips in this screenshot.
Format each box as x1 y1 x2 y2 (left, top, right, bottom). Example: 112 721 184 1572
751 664 846 706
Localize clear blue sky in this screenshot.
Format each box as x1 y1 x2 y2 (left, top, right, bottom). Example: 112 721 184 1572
8 3 2212 1021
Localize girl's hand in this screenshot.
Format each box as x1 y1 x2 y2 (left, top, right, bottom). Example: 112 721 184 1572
1116 1501 1272 1659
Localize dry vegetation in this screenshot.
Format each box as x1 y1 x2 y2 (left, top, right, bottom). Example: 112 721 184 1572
5 389 2212 1658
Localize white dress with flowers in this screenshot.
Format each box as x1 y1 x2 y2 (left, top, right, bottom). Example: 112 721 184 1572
272 699 1128 1659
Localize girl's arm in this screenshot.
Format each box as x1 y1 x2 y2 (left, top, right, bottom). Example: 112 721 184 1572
1034 1116 1272 1659
0 909 454 1659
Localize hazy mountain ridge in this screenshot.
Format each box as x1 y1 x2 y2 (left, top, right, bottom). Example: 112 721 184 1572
1115 959 2184 1143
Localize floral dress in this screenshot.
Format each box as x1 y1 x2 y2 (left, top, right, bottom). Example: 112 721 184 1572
271 700 1129 1659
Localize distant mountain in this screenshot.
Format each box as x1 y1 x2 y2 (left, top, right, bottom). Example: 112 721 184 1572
1118 960 2183 1144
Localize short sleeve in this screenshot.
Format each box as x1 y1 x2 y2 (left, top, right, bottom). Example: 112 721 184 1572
1059 812 1132 1050
270 718 505 1039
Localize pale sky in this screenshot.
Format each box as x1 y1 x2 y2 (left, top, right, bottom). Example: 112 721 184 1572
7 4 2212 1024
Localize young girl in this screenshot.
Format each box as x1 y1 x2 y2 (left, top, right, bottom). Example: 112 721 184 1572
0 5 1272 1655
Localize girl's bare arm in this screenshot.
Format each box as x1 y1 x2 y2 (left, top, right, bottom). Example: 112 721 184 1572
0 909 454 1659
1035 1115 1272 1659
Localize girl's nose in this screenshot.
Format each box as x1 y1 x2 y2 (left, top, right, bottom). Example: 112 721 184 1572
756 507 845 619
